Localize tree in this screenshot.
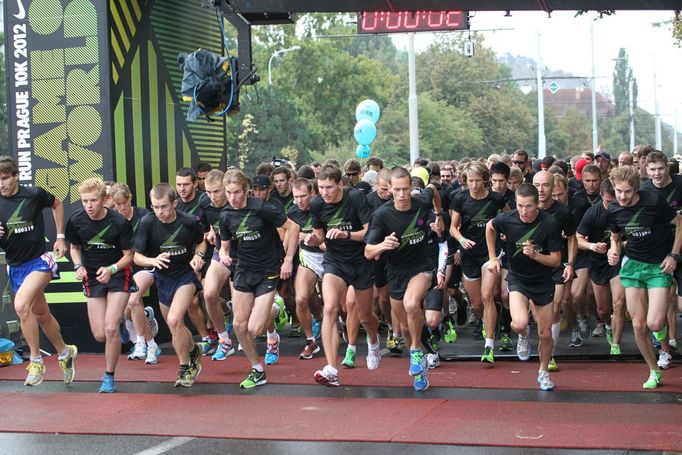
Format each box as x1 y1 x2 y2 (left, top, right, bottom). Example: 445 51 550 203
235 114 259 170
612 48 638 117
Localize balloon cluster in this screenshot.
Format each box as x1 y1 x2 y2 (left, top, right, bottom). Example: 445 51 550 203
354 99 380 159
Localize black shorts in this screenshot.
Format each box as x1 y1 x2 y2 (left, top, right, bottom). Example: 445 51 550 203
386 266 434 300
323 259 374 290
154 270 201 306
551 266 576 285
460 252 487 281
83 267 138 298
575 253 590 271
233 267 280 297
424 288 443 312
507 274 554 307
374 260 388 289
448 264 462 288
589 260 620 287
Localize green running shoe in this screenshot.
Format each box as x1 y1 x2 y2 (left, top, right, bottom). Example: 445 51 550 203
498 333 513 351
189 344 202 382
480 346 494 365
240 368 267 389
274 294 288 331
24 361 45 387
444 319 458 344
58 344 78 384
606 326 613 346
548 357 559 372
642 370 661 389
610 344 622 355
174 367 193 388
341 348 356 368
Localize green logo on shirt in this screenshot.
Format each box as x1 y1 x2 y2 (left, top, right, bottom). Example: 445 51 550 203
471 201 493 229
87 224 115 250
513 224 541 257
624 208 650 238
398 210 425 251
328 205 352 232
5 200 34 238
160 226 187 256
236 211 261 241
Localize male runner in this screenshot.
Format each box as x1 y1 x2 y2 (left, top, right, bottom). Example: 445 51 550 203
0 157 77 387
67 178 137 393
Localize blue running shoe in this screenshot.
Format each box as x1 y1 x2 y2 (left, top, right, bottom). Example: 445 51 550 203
312 318 321 340
413 372 429 391
99 373 115 393
264 334 280 365
212 341 235 361
119 318 129 344
409 349 426 376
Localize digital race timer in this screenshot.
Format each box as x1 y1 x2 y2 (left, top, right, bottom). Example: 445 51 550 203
357 11 469 34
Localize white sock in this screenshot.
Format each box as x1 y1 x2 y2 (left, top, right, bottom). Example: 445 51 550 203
218 331 231 343
136 335 145 345
30 355 43 363
485 338 494 349
326 364 338 375
253 363 264 373
551 322 560 346
347 344 356 353
146 338 157 349
369 340 380 351
267 330 278 341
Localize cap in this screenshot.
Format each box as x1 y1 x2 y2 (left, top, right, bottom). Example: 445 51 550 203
253 175 271 188
410 167 430 187
575 158 588 180
595 151 611 161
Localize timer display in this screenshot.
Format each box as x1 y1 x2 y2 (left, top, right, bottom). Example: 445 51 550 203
357 11 469 34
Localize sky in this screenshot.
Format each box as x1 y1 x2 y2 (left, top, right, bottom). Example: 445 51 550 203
392 10 682 133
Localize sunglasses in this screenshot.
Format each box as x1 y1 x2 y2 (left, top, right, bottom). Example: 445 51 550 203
345 171 359 177
512 160 526 166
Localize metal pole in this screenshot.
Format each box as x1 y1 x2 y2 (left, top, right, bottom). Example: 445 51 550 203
654 55 662 149
674 110 678 156
408 33 419 165
536 30 546 159
268 46 301 86
590 23 598 152
629 78 635 150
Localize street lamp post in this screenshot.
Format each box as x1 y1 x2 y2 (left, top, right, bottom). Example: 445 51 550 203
268 46 301 86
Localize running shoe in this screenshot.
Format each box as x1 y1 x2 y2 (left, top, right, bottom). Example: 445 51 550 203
387 334 405 355
517 334 531 361
337 316 348 344
99 373 115 393
578 316 590 340
480 346 494 365
128 341 147 360
58 345 78 384
189 344 202 381
456 300 468 326
211 340 235 361
657 350 672 370
670 339 678 353
200 339 218 356
299 340 320 360
225 310 234 335
468 312 480 327
609 344 621 356
426 352 440 369
427 332 440 353
413 372 429 391
24 361 45 386
386 334 397 352
537 370 555 391
409 349 427 376
119 317 129 344
592 321 606 337
175 367 193 387
569 329 582 347
341 348 356 368
642 370 662 389
288 323 302 338
366 342 382 370
274 294 288 331
498 332 513 351
145 345 162 364
314 365 340 387
240 368 267 388
472 320 483 340
312 318 321 340
548 358 559 372
443 318 458 344
145 306 159 337
264 334 281 365
653 325 668 343
606 326 613 346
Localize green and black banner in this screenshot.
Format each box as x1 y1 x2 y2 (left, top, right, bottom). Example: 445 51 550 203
4 0 113 202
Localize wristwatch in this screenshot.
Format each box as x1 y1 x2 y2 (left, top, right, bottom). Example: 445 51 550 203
667 253 681 262
195 251 205 258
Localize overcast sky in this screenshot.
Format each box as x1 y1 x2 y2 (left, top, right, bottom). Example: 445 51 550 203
393 10 682 132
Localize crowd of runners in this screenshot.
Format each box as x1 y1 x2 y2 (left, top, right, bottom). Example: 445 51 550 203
1 143 680 392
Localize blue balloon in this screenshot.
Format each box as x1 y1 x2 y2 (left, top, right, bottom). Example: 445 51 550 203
356 145 370 159
354 119 377 146
355 99 381 124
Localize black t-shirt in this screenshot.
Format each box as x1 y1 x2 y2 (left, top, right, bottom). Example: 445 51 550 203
177 192 208 223
200 197 226 237
0 186 55 265
310 187 371 265
574 188 602 209
366 189 435 272
641 175 682 216
501 189 516 209
288 204 321 253
219 197 287 271
542 200 576 262
523 170 536 184
577 202 611 266
354 181 372 196
568 196 589 261
492 210 563 282
568 177 582 194
270 190 294 214
450 190 506 257
133 211 204 278
607 190 678 264
66 209 133 274
130 207 149 234
366 191 390 217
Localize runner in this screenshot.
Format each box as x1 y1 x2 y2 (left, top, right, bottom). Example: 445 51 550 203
607 166 682 388
219 170 300 388
66 178 137 393
0 156 77 387
307 164 379 387
365 167 444 390
133 183 206 387
486 183 563 391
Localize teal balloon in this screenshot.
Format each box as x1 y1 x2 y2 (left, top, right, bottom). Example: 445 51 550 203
356 145 370 159
355 99 381 124
354 119 377 146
